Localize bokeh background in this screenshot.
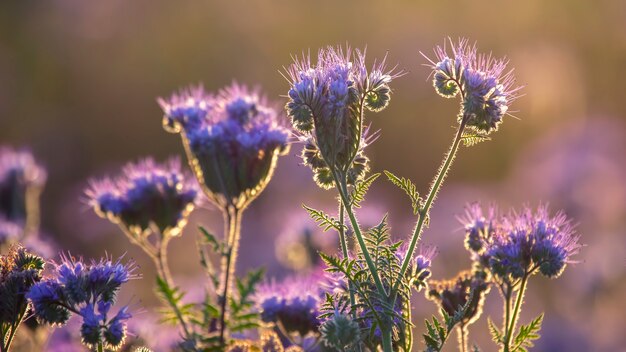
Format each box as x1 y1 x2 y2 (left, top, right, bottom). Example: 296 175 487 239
2 1 625 351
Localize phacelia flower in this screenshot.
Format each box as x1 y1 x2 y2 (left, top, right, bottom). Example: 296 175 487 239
27 254 136 350
86 157 200 237
460 203 581 282
423 38 521 134
0 246 45 325
458 202 498 253
255 274 324 336
395 243 437 291
159 83 290 209
426 269 491 326
0 147 46 224
285 46 401 189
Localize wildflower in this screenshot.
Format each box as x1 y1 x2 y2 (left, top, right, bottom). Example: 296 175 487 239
395 243 437 291
458 202 497 253
159 83 290 209
255 274 323 336
319 313 361 351
285 46 400 189
86 157 200 237
423 38 521 134
0 217 22 245
27 254 136 350
460 204 581 282
426 269 491 326
0 246 45 324
0 147 46 226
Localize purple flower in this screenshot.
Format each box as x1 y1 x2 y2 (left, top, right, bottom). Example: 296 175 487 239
395 243 437 290
86 157 200 236
462 203 581 281
0 147 46 223
458 202 498 253
255 273 324 336
285 46 401 189
423 38 522 134
0 217 22 245
159 83 290 208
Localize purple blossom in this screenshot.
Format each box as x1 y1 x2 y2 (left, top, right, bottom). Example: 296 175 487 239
285 46 400 188
461 203 581 281
86 157 200 236
458 202 498 253
423 38 522 133
159 83 290 207
255 273 324 336
395 243 437 290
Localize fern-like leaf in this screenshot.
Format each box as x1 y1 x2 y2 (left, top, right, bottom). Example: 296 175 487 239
512 313 543 352
383 171 421 214
460 130 491 147
303 204 345 232
350 173 380 208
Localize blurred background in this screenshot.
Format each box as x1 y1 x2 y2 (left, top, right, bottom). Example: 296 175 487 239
1 1 625 351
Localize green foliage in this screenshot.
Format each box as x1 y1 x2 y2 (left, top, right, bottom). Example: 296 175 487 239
487 317 503 344
303 204 345 232
422 290 475 352
460 130 491 147
512 313 543 352
197 226 224 289
350 173 380 208
155 276 195 326
383 171 422 214
228 268 264 332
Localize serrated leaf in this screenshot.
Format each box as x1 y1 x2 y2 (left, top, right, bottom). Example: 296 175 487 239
383 170 421 214
513 313 543 351
488 317 503 343
350 172 380 208
461 131 491 147
303 204 345 232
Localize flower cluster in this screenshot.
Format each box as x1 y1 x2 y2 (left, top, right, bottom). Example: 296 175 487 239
255 274 323 336
159 83 290 208
0 246 45 326
285 46 400 189
426 269 491 326
86 157 200 237
396 244 437 291
27 254 137 350
423 39 521 134
460 203 581 282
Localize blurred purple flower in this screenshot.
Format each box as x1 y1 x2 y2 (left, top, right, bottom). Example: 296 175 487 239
0 146 46 224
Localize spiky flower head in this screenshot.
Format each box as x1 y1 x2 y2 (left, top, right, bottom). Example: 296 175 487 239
0 245 45 325
0 146 46 224
86 157 200 238
255 274 323 336
285 46 400 189
459 203 581 283
458 202 497 253
426 269 491 326
319 312 361 351
396 243 437 291
159 83 290 209
27 254 135 350
423 38 521 134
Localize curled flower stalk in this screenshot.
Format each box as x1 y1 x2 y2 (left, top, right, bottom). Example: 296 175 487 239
392 38 521 309
159 83 290 345
285 47 401 329
86 157 200 338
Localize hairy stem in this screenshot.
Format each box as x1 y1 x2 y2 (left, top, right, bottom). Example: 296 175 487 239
458 323 468 352
393 117 467 296
154 235 192 339
338 201 358 321
504 275 529 351
336 175 386 296
382 328 393 352
218 206 243 346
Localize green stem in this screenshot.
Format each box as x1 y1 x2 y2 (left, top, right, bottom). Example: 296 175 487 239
382 328 393 352
393 118 467 296
458 323 468 352
504 275 529 351
336 175 386 296
338 201 358 321
218 206 243 346
97 341 104 352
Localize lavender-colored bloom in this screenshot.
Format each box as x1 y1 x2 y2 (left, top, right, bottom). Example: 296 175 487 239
462 203 581 281
86 157 200 236
423 38 521 134
395 243 437 290
255 274 324 336
159 83 290 208
0 147 46 223
285 46 400 189
458 202 498 253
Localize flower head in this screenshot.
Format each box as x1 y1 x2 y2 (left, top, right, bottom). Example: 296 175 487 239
285 46 400 189
0 147 47 223
423 38 521 134
460 203 581 282
395 243 437 291
86 157 200 237
255 274 324 336
0 246 45 324
427 269 491 326
159 83 290 209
